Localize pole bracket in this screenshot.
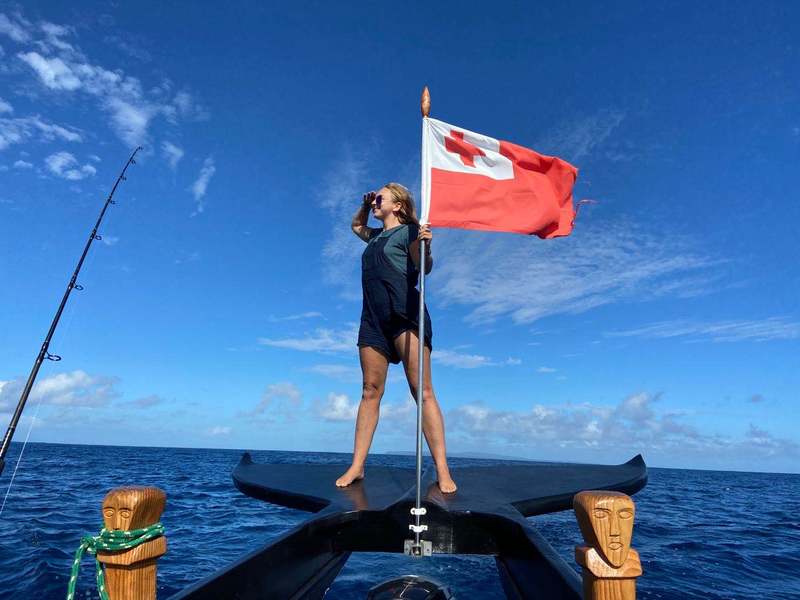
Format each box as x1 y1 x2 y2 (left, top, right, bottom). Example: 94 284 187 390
404 539 433 557
408 524 428 534
410 507 426 516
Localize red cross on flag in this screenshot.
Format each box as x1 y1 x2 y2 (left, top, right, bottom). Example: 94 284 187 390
420 117 578 238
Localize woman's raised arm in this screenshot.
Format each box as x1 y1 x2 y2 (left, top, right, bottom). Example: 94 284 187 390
352 192 377 242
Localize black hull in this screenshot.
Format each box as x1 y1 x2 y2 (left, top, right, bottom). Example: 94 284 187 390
170 454 647 599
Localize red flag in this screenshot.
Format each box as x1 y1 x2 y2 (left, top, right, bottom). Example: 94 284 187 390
421 117 578 238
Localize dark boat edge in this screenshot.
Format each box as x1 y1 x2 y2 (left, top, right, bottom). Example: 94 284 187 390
167 453 647 599
513 454 648 516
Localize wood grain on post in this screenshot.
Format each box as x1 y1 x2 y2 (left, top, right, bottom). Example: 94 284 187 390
96 486 167 600
574 491 642 600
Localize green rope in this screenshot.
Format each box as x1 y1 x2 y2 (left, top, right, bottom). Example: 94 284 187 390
66 522 165 600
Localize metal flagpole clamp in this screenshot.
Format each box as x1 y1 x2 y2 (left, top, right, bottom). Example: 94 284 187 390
403 538 433 557
410 507 426 516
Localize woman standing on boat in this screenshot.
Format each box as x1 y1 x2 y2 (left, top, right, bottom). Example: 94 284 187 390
336 183 457 493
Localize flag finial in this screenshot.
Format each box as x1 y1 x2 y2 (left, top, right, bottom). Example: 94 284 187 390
421 87 431 118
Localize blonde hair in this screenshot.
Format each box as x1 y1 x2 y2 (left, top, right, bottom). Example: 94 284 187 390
384 182 419 225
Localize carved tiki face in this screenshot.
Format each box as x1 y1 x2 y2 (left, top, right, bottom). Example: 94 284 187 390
573 491 635 568
102 486 166 531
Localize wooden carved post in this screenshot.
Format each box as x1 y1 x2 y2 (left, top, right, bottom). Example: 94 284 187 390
96 487 167 600
574 491 642 600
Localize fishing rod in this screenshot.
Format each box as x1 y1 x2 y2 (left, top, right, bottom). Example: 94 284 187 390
0 146 142 476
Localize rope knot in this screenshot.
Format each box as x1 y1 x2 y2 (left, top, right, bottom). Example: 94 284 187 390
66 522 165 600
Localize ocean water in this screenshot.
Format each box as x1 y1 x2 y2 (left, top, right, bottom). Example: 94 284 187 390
0 443 798 599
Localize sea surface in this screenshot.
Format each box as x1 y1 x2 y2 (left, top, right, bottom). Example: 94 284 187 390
0 443 798 599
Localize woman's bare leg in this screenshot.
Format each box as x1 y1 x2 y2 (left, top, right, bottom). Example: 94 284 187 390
394 331 457 493
336 345 389 487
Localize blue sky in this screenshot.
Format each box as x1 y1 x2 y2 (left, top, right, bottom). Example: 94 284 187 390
0 2 797 473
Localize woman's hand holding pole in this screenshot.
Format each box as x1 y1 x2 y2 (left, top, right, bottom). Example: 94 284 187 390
410 224 433 273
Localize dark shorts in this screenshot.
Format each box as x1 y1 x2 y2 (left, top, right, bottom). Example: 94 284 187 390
357 312 432 365
358 250 433 365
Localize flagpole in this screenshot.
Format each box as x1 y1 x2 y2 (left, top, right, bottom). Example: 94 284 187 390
407 86 431 556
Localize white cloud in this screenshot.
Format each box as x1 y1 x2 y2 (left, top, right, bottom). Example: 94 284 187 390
536 366 557 373
432 349 495 369
606 317 800 343
0 370 119 410
161 141 184 169
433 221 717 326
429 349 524 369
173 250 200 265
241 382 302 418
536 109 625 162
104 34 152 63
123 394 164 408
0 97 12 114
173 91 193 116
258 323 359 354
171 91 208 121
317 392 358 421
0 13 31 43
318 152 371 301
448 394 641 448
13 159 31 169
44 151 96 180
39 21 74 52
101 236 119 246
29 116 81 142
743 424 797 457
18 52 81 90
207 426 232 436
306 364 363 382
447 392 798 462
380 398 415 422
11 16 206 148
104 97 153 147
190 156 215 214
0 115 82 150
45 151 74 173
268 311 324 322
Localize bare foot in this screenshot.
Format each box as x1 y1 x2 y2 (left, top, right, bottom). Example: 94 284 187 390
335 465 364 487
436 466 458 493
